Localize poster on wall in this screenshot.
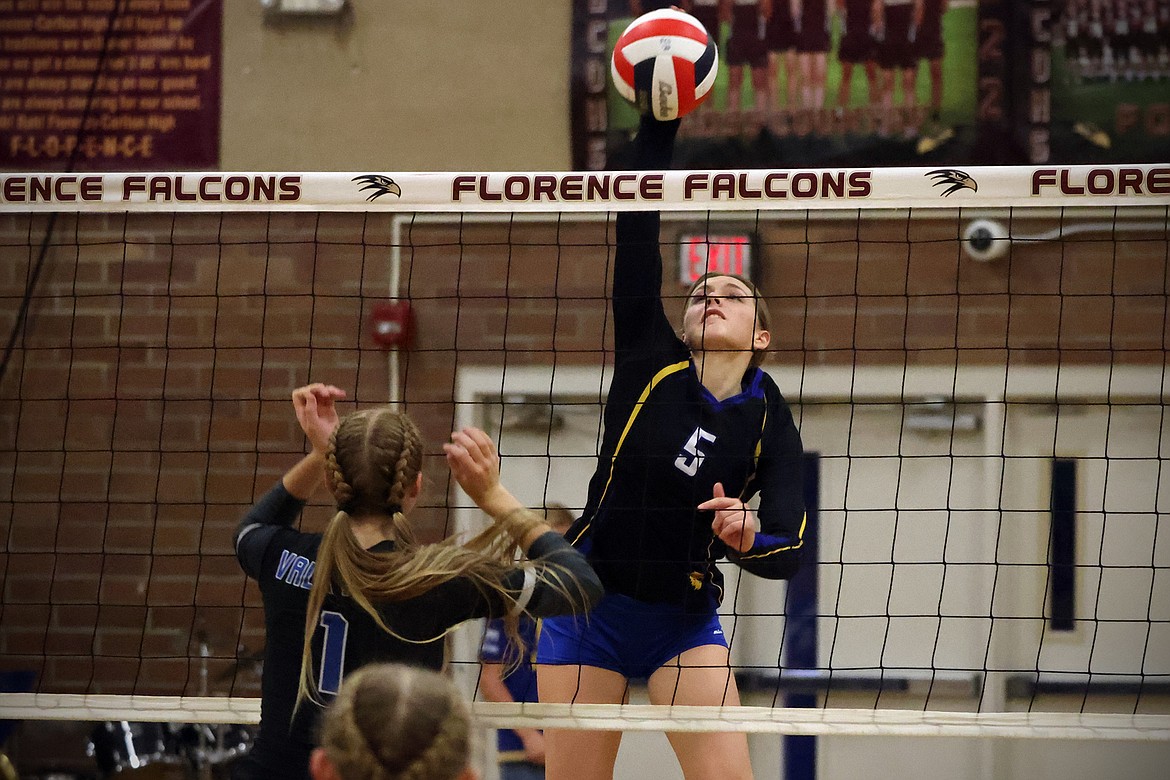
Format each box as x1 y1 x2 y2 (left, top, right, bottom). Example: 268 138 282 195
0 0 222 171
572 0 1170 169
572 0 983 170
1041 0 1170 163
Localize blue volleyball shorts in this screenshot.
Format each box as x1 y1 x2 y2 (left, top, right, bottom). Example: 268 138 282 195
536 592 727 681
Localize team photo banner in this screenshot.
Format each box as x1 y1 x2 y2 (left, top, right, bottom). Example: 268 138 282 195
1 165 1169 213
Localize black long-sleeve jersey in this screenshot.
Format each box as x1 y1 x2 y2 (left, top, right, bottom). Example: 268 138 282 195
234 482 601 780
565 117 806 612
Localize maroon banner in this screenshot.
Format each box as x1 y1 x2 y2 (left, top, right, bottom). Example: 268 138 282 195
0 0 222 171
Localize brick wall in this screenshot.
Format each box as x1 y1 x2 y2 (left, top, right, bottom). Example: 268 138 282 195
0 209 1166 695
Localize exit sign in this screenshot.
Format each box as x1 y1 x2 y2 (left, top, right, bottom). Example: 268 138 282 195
678 234 753 285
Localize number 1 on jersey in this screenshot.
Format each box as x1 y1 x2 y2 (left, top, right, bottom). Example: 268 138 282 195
318 610 349 695
675 426 716 476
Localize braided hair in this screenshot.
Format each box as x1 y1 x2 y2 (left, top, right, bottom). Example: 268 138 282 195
298 407 563 711
318 663 471 780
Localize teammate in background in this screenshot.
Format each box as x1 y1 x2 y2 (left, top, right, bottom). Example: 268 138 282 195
309 663 476 780
1114 0 1136 80
873 0 922 136
685 0 723 41
233 384 602 780
478 505 576 780
685 0 725 121
1084 1 1107 78
1158 0 1170 77
725 0 774 116
1062 0 1088 81
793 0 832 126
834 0 881 122
1136 0 1161 79
912 0 946 121
537 114 806 780
764 0 799 123
912 0 953 153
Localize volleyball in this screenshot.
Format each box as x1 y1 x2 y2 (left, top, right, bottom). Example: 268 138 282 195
610 8 718 121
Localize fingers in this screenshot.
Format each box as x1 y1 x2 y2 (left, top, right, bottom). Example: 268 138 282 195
446 427 495 469
697 482 734 511
292 383 347 409
442 442 469 471
453 426 496 461
445 427 511 514
698 481 753 550
443 427 499 477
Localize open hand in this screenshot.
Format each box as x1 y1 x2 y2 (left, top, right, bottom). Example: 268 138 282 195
444 427 507 513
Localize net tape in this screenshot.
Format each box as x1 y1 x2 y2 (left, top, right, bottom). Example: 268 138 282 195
0 694 1167 741
1 165 1168 213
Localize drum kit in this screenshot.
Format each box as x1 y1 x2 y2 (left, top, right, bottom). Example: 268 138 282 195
86 721 252 779
84 640 261 779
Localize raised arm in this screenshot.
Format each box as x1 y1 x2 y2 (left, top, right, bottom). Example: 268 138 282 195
445 427 603 617
612 115 681 346
234 383 346 578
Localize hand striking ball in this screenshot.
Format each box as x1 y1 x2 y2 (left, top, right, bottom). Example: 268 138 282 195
610 8 718 121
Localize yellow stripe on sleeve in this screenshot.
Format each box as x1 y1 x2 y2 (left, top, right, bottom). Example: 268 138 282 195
570 360 690 545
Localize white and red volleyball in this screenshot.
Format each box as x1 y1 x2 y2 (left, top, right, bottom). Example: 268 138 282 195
611 8 718 121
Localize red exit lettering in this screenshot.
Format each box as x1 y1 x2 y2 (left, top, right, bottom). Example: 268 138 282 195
679 235 752 284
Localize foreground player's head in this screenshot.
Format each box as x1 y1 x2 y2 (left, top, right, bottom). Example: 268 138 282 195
326 407 425 525
681 272 772 369
310 663 477 780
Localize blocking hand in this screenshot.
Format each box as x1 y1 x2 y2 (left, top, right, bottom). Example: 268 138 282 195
291 383 346 454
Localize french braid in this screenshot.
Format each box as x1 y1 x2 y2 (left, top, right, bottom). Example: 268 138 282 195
296 404 590 712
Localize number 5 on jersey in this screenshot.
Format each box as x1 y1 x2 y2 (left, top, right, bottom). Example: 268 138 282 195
675 427 716 476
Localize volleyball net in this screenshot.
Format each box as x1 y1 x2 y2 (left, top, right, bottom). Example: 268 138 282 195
0 167 1168 749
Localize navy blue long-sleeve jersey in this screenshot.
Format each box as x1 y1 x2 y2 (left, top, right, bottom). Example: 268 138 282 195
234 482 601 780
565 117 805 612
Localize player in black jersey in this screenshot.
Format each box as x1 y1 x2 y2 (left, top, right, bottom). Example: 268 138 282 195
537 115 806 780
310 663 474 780
233 383 602 780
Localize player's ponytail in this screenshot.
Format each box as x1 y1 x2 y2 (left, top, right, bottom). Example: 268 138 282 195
296 406 586 713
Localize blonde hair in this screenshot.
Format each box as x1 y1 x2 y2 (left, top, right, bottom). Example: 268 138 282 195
684 272 773 369
543 503 576 535
319 663 471 780
297 407 553 710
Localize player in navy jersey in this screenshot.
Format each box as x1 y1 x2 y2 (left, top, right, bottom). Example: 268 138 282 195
537 115 806 780
233 383 602 780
